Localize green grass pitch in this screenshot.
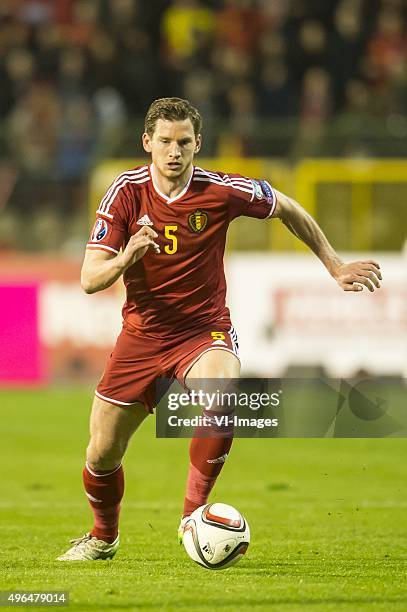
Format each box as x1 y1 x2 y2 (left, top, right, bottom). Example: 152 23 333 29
0 389 406 611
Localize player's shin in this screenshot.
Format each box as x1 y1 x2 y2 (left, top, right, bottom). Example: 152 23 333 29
83 462 124 543
183 408 234 518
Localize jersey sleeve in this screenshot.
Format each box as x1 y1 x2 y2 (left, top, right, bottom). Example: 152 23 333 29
226 173 277 221
86 177 132 255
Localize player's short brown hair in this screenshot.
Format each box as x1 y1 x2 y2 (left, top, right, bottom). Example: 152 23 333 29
144 97 202 137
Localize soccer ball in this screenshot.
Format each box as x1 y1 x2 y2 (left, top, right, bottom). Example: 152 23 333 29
182 503 250 570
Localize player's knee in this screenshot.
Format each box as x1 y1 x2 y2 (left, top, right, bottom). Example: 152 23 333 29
86 453 122 472
86 440 124 471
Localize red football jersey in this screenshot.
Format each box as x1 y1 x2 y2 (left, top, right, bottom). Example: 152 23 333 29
87 164 277 336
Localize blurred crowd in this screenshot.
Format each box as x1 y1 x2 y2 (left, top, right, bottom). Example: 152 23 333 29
0 0 406 246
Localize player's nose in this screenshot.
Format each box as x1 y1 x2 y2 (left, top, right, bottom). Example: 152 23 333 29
168 143 181 158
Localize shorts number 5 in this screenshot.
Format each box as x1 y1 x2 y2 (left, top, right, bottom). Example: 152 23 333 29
211 331 226 341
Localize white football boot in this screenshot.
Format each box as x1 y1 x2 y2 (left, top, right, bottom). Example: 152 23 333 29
56 532 119 561
178 517 190 545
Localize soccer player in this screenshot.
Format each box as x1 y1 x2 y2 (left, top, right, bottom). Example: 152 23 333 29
57 98 381 560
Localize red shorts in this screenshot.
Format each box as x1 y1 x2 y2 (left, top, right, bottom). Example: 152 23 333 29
96 322 240 412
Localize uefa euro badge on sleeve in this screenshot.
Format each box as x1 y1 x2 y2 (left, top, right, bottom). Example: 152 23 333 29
91 219 108 242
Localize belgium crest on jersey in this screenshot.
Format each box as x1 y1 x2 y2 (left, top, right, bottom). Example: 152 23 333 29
188 210 208 233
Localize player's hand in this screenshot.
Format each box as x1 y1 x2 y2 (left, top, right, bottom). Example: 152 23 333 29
119 226 160 269
332 260 382 292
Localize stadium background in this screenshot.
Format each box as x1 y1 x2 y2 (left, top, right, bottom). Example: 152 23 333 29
0 1 406 610
0 0 406 383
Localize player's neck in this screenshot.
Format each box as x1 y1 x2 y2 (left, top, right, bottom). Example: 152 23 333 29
150 163 193 200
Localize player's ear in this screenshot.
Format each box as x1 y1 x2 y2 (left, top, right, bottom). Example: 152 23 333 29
195 134 202 154
142 132 152 153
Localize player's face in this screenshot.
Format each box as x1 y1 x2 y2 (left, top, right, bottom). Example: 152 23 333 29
142 118 201 180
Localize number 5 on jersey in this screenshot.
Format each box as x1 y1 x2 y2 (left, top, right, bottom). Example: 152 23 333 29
164 225 178 254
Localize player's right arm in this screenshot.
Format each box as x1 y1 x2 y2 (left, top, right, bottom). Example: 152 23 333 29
81 226 160 294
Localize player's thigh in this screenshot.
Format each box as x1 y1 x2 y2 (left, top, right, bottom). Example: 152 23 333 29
186 348 240 380
88 395 147 462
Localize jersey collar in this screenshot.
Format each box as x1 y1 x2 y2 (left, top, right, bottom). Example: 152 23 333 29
149 163 194 204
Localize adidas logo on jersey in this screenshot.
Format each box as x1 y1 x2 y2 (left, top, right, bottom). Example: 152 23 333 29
137 215 153 226
211 339 227 346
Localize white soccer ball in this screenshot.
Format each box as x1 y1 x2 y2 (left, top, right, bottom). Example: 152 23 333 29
182 503 250 570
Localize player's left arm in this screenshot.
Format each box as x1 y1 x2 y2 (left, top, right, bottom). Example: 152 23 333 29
273 189 382 292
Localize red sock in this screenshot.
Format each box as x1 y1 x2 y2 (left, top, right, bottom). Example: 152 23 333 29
183 410 233 517
83 463 124 543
